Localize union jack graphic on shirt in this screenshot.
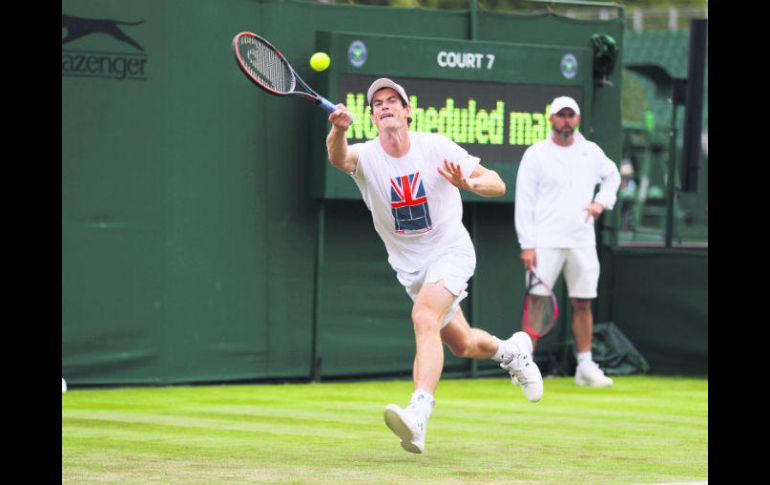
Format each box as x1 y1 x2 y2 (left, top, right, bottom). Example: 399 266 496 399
390 172 432 234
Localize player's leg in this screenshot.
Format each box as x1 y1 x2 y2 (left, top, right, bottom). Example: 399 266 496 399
384 280 454 454
385 245 476 454
564 247 613 387
440 307 543 403
439 306 497 360
409 243 478 393
411 281 456 394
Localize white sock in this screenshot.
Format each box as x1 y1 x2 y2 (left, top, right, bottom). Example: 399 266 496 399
409 389 435 418
492 336 506 361
577 352 592 365
492 335 527 362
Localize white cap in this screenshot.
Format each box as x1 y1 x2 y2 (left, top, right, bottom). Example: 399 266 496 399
549 96 581 116
366 78 409 105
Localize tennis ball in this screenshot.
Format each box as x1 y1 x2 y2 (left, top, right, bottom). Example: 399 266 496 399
310 52 330 72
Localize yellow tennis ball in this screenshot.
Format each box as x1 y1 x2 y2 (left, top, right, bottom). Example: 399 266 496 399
310 52 330 72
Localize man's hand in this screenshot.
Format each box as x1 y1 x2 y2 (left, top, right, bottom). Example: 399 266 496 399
521 248 536 271
328 103 353 130
438 160 475 191
584 201 605 223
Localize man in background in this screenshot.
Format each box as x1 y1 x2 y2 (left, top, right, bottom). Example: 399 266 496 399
515 96 620 388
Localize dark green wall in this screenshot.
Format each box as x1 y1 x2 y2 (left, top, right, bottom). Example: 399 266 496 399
608 248 707 375
62 0 272 384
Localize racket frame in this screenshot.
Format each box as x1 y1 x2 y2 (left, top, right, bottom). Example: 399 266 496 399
522 268 560 339
232 32 338 113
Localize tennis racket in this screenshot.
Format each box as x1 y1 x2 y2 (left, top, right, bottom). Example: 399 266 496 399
521 268 559 339
232 32 350 122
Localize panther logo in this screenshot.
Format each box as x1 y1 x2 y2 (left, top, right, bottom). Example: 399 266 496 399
62 14 144 52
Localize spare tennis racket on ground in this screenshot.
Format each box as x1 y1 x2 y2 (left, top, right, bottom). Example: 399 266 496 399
232 32 351 122
522 268 559 339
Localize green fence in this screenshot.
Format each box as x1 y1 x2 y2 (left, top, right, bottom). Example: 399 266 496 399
606 247 707 375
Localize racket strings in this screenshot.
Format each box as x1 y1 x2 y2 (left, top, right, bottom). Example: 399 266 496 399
523 292 556 335
238 39 293 93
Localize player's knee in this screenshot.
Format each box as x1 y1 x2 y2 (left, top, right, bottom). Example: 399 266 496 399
570 298 591 311
412 308 441 336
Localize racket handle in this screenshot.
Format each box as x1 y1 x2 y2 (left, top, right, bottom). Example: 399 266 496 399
318 97 337 113
319 97 354 124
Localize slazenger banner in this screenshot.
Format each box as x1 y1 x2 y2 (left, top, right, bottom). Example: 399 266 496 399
62 13 148 80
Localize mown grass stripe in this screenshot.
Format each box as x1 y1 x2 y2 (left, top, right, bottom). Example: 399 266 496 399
63 375 707 484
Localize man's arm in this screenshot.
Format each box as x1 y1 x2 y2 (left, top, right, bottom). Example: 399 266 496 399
514 151 537 251
437 161 505 197
326 104 358 173
515 154 537 271
593 152 621 210
584 153 622 222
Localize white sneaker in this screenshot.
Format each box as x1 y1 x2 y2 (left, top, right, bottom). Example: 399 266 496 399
384 404 426 454
575 360 614 387
499 332 543 402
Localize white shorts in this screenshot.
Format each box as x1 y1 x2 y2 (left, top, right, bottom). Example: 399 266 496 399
530 247 600 299
396 245 476 328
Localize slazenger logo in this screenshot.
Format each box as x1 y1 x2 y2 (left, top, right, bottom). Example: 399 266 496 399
62 14 148 80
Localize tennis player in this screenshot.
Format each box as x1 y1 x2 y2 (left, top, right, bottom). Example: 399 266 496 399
326 78 543 454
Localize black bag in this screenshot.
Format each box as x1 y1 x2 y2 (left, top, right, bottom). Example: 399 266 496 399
591 322 650 375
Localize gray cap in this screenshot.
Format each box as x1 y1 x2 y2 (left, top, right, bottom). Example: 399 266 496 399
366 78 409 105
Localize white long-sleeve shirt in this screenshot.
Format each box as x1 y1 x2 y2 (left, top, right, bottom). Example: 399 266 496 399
515 131 620 249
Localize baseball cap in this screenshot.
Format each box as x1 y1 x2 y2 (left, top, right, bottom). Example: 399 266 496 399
549 96 581 116
366 78 409 105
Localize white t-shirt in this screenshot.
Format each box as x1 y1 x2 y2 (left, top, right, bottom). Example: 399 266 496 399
514 131 620 249
350 132 480 273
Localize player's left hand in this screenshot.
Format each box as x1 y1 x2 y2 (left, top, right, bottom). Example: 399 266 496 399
438 160 475 191
584 201 605 222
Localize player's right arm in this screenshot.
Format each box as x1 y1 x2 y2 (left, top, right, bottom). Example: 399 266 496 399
326 104 358 174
